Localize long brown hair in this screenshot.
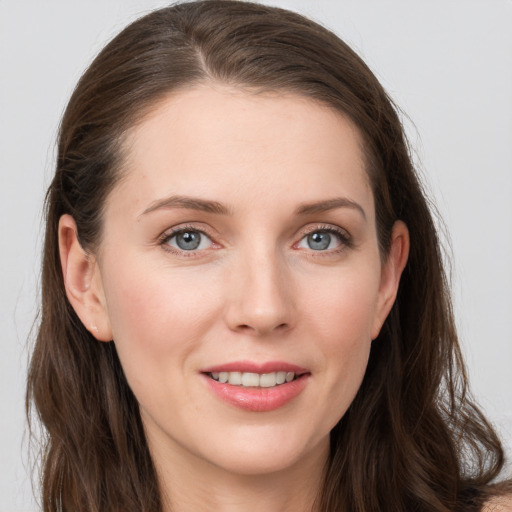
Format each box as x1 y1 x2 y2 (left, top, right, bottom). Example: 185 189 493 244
27 2 510 511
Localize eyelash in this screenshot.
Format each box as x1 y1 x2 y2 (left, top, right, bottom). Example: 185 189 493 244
297 224 353 254
158 225 216 257
158 223 352 256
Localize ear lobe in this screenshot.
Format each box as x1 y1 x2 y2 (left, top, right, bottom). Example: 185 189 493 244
58 214 112 342
371 220 410 340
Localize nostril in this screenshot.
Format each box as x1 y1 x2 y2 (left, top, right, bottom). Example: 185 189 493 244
235 322 289 334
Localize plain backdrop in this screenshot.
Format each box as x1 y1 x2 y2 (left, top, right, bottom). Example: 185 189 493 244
1 1 511 510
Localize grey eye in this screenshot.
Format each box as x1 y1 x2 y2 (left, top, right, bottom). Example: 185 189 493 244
168 230 212 251
307 232 331 250
297 229 344 251
176 231 201 250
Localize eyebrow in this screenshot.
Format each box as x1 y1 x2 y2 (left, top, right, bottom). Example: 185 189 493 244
140 194 366 220
295 197 367 220
140 195 231 217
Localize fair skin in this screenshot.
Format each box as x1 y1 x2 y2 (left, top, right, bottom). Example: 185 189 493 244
484 499 512 512
59 84 409 512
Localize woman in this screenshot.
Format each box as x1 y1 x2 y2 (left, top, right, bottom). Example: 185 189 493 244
26 1 511 511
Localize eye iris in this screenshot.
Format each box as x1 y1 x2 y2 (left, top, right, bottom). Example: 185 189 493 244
307 231 331 250
176 231 201 250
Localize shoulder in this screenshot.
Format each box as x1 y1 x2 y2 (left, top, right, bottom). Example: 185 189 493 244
481 495 512 512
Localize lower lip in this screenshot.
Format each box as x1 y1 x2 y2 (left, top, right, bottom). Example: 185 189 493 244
202 374 309 412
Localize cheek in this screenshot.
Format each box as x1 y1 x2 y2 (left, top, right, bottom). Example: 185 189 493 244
104 261 215 340
305 267 380 347
100 261 220 386
301 268 379 415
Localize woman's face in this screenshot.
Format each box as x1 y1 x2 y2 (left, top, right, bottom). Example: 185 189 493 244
85 85 406 477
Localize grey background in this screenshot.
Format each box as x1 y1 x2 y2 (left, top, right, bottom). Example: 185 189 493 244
1 1 511 510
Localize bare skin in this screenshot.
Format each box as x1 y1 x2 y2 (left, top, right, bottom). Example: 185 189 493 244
59 84 409 511
483 496 512 512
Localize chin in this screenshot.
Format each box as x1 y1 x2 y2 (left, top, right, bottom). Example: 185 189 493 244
195 428 329 477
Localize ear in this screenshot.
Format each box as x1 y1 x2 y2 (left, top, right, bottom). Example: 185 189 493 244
371 220 410 340
58 214 112 342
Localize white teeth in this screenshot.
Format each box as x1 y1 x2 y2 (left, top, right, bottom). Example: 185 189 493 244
242 372 260 387
228 371 242 385
209 371 297 388
259 373 277 388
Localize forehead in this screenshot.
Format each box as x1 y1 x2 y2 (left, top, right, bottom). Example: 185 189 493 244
113 84 373 217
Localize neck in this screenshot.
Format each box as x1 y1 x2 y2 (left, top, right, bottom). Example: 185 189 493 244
150 435 328 512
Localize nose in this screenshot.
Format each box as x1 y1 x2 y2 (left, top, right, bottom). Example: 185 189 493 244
224 248 295 337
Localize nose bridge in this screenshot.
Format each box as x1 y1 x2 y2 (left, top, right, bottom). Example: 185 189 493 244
226 241 293 335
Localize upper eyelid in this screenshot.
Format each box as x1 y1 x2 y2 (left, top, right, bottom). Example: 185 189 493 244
159 223 215 241
298 223 350 239
159 223 348 237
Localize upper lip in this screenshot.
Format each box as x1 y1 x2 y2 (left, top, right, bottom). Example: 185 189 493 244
201 360 309 375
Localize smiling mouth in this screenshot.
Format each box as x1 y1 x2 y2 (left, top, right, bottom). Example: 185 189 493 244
208 371 300 388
